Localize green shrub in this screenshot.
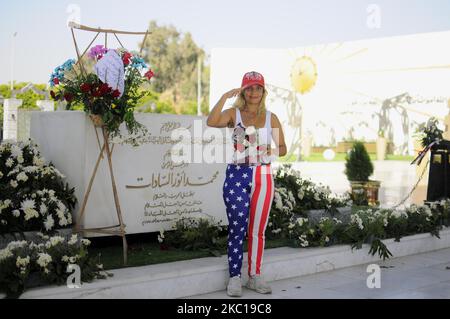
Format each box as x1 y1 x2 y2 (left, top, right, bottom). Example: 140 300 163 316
345 141 374 181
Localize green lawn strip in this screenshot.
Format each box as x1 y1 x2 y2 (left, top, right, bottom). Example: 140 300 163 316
90 237 292 271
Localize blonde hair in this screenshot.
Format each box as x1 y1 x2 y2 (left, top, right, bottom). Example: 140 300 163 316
232 89 268 116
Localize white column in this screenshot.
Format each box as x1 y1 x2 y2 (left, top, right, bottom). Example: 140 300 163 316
36 100 55 112
3 98 23 141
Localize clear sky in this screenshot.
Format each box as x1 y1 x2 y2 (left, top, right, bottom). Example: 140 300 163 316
1 0 450 85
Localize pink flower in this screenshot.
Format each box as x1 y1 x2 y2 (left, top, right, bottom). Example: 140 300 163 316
88 45 108 59
248 134 257 144
234 143 245 152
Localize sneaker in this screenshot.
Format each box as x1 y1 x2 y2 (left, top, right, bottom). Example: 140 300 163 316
227 276 242 297
246 275 272 294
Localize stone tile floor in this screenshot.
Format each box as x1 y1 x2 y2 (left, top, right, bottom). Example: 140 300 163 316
186 248 450 299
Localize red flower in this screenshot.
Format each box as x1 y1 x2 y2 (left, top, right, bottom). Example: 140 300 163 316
99 83 111 95
80 83 91 93
145 70 155 80
112 89 121 98
122 52 132 66
92 89 102 97
64 93 74 102
53 78 59 85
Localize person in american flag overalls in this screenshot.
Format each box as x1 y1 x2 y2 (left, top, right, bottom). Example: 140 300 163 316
207 71 287 297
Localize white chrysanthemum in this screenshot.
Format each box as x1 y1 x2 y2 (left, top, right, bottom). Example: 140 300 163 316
33 156 45 166
16 256 30 268
325 236 330 243
68 234 78 245
10 180 18 188
45 236 64 249
16 172 28 182
423 206 432 217
10 145 22 158
320 217 330 223
288 223 295 229
286 201 293 211
1 199 11 208
37 253 52 268
17 155 24 164
6 158 14 168
21 199 39 221
297 190 304 200
39 203 48 215
61 255 70 263
288 191 296 203
57 201 66 212
274 193 283 210
56 208 65 219
58 216 68 226
81 239 91 246
0 248 13 261
69 256 77 263
7 241 28 250
44 215 55 231
351 214 364 230
12 210 20 218
296 217 307 226
23 166 39 174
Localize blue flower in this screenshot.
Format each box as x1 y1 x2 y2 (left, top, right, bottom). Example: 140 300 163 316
131 56 147 69
62 59 76 71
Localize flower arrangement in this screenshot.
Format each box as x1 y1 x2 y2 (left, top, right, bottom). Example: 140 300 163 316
49 45 155 145
414 117 444 148
267 165 449 260
0 233 108 298
0 139 76 234
267 164 350 239
285 200 450 260
232 124 271 164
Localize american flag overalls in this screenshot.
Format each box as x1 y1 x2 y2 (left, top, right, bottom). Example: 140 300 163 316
223 108 274 277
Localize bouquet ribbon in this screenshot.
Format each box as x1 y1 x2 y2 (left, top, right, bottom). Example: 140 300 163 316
411 139 441 166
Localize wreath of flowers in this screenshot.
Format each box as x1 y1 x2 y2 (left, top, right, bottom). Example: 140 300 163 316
49 45 155 146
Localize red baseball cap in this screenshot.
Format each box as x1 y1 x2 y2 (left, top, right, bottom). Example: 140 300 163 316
241 71 265 89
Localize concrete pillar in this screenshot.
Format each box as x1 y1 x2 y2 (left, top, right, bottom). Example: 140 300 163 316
3 98 23 141
36 99 55 112
444 99 450 141
17 109 32 142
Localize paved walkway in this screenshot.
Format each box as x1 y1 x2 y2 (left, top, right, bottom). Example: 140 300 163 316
278 161 426 208
187 248 450 299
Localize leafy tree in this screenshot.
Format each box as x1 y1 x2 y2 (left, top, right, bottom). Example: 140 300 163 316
140 21 210 114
